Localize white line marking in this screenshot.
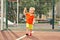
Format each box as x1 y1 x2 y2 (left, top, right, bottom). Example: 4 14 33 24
16 35 26 40
32 31 34 33
16 31 34 40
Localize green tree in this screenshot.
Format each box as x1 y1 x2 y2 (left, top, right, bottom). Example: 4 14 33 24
7 0 59 22
19 0 53 18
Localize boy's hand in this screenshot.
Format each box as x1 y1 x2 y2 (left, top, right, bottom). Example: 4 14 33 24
23 7 27 15
24 7 27 10
33 19 35 24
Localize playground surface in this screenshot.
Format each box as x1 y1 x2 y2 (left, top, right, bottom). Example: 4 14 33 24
0 30 60 40
0 24 60 40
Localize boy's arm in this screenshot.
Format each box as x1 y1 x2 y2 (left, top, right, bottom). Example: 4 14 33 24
23 7 27 15
33 18 35 24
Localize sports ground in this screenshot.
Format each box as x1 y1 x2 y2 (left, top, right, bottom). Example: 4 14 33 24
0 0 60 40
0 24 60 40
0 31 60 40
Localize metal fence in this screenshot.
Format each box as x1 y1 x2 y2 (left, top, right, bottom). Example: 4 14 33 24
0 0 60 31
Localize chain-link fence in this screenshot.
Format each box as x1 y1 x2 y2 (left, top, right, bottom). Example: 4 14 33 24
54 0 60 29
0 0 60 31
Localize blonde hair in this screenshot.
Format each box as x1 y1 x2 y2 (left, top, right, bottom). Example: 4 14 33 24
29 7 35 11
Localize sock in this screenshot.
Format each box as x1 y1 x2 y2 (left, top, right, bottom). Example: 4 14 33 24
29 33 32 36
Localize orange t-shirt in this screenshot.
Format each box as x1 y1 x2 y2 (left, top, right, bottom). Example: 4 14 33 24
26 12 34 24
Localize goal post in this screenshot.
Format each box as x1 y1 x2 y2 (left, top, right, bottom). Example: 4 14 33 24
17 0 19 26
1 0 4 30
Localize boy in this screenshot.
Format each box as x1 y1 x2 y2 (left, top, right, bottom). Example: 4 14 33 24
23 7 35 36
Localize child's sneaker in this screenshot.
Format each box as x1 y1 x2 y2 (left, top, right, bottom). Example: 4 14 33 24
26 33 29 36
29 33 32 36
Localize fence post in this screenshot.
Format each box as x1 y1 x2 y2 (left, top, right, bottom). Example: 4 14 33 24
6 0 8 30
1 0 4 30
52 0 55 29
17 0 19 26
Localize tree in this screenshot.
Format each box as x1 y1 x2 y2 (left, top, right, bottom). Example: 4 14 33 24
19 0 53 18
7 0 59 22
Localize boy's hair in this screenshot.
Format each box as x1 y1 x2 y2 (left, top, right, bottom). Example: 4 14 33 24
29 7 35 11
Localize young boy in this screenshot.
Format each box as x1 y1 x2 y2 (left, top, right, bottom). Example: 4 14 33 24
23 7 35 36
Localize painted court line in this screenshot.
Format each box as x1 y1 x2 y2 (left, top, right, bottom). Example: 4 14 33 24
16 31 34 40
16 35 26 40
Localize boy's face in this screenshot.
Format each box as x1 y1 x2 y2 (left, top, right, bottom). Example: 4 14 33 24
29 9 35 14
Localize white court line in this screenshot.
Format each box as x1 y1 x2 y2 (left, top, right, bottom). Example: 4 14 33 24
16 31 34 40
16 35 26 40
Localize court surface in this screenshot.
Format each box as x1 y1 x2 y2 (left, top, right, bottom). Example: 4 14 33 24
0 30 60 40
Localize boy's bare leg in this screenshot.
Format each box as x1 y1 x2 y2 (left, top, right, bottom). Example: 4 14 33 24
26 27 29 35
29 29 32 36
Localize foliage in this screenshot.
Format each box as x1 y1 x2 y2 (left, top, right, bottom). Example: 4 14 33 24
8 0 59 22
